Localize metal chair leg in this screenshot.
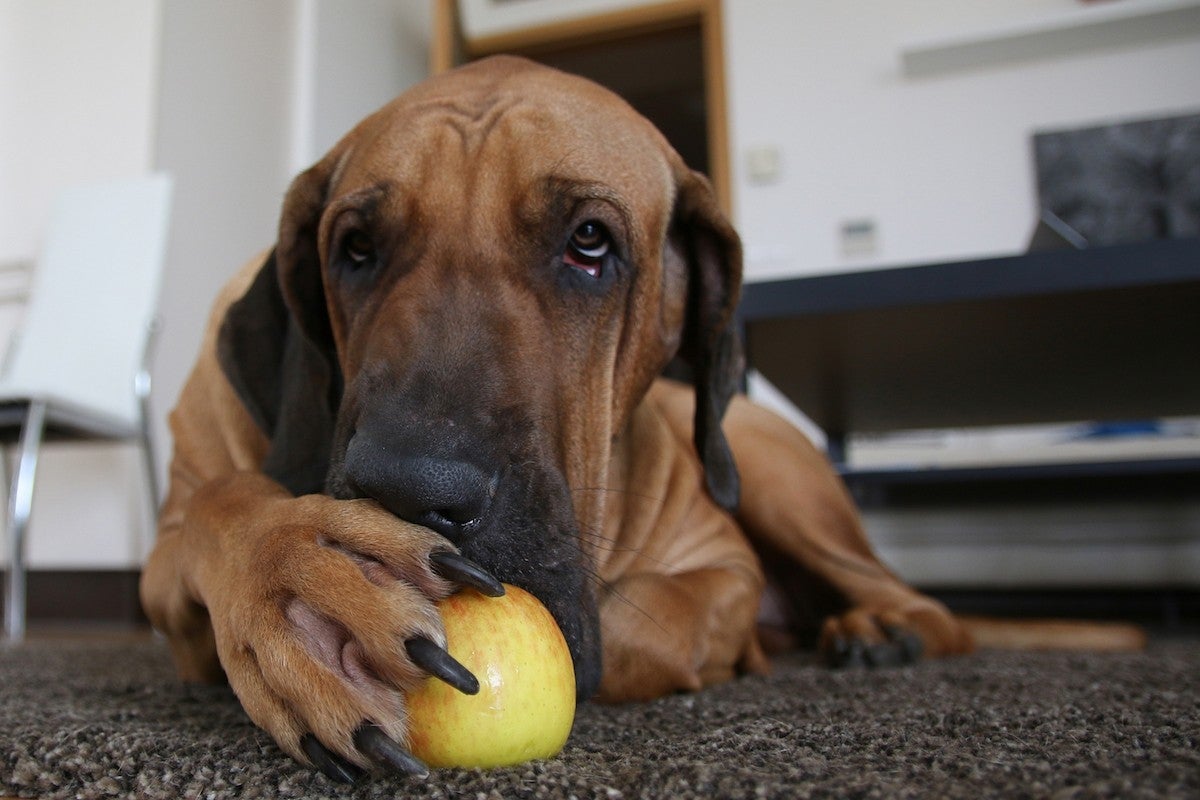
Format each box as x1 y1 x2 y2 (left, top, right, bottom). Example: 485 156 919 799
135 317 161 525
4 399 47 644
136 385 160 524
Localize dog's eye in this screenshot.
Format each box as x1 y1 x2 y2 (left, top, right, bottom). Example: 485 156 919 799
342 230 375 268
564 221 611 278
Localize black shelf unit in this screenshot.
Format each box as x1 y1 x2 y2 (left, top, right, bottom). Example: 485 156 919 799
739 236 1200 470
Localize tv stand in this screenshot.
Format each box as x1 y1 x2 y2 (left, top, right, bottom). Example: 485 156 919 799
739 237 1200 492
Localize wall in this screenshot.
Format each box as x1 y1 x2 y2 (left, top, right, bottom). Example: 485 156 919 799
0 0 160 263
724 0 1200 280
307 0 431 165
0 0 161 568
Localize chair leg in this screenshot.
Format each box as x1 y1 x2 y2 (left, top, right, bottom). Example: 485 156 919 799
137 391 160 526
135 317 161 526
4 399 47 644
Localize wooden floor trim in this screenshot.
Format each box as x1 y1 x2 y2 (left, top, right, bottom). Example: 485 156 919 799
1 569 146 625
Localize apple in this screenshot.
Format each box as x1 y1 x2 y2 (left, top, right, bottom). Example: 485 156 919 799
405 584 576 768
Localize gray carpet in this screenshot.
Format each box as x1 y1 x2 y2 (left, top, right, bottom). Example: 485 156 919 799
2 637 1198 799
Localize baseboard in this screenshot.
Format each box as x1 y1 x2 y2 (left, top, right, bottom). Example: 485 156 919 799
927 587 1200 628
5 570 1195 632
1 569 146 625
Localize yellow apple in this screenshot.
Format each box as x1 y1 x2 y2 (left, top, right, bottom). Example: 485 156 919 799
405 584 576 768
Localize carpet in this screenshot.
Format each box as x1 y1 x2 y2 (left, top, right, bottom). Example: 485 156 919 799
2 637 1197 799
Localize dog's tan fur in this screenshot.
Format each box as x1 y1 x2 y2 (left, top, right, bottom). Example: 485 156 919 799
141 56 1133 777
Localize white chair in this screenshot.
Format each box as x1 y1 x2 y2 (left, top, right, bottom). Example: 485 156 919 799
1 174 172 642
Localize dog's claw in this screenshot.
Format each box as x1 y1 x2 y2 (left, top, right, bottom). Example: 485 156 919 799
827 623 925 669
406 635 480 694
354 723 429 778
430 550 505 597
865 642 905 668
843 639 868 668
898 632 924 663
301 733 363 784
825 636 847 668
832 637 868 668
880 623 924 663
826 636 869 669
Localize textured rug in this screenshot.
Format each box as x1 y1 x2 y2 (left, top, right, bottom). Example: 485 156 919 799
2 637 1198 799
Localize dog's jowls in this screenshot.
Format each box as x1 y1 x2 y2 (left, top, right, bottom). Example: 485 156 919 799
141 56 977 783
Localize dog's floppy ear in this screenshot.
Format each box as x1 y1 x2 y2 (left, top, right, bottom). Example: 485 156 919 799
217 160 342 495
671 167 744 511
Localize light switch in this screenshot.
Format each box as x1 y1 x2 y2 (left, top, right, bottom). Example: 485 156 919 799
745 146 782 184
840 218 878 257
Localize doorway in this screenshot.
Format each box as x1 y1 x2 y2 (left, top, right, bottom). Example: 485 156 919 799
433 0 730 212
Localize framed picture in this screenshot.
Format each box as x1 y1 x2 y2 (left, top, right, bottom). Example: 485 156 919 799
1034 112 1200 246
458 0 651 43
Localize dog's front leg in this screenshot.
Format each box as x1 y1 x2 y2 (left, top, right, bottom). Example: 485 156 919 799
722 394 975 664
594 563 768 702
590 391 769 701
141 471 501 781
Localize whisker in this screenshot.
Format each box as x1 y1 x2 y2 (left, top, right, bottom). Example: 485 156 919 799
596 576 669 637
569 484 665 506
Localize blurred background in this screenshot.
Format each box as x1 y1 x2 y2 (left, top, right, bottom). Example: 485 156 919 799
1 0 1197 629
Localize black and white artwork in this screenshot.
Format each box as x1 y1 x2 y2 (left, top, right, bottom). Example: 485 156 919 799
1034 112 1200 246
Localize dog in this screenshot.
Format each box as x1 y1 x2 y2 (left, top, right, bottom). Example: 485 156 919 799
140 56 1136 783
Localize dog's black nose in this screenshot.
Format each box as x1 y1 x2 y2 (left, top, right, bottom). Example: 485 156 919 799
344 435 496 542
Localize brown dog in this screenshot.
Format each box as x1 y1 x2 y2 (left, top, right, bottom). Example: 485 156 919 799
141 55 990 782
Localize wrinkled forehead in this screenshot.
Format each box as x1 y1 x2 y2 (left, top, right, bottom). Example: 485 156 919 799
327 60 677 213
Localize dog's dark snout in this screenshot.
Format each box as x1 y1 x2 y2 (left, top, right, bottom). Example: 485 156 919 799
345 434 496 542
393 455 494 532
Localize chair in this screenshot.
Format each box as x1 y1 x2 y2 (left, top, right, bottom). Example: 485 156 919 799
1 174 172 643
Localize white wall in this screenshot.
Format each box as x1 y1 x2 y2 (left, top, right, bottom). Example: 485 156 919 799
725 0 1200 280
0 0 160 264
0 0 161 568
307 0 431 165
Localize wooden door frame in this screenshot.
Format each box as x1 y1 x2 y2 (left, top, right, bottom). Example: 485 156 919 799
431 0 731 215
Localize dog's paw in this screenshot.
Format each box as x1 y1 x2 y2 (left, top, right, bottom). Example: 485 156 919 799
818 600 973 669
207 496 503 782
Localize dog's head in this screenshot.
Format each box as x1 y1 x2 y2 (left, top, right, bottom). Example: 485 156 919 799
218 56 742 699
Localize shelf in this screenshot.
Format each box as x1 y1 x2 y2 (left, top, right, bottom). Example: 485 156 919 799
841 456 1200 516
739 237 1200 437
899 0 1200 76
739 236 1200 321
841 456 1200 486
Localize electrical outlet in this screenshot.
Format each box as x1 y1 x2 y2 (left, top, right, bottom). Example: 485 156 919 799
840 218 878 257
745 146 782 184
